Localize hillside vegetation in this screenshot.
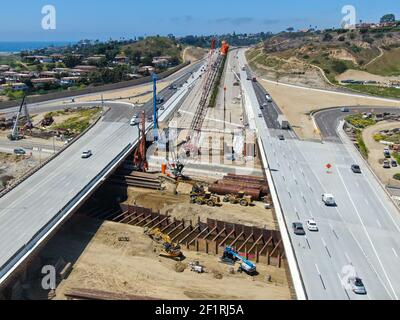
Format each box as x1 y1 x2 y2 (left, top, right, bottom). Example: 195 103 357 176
123 36 182 66
247 26 400 96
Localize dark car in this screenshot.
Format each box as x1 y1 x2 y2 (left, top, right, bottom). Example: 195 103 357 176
13 148 26 155
292 223 306 236
392 160 398 168
156 97 164 105
351 165 362 174
278 135 285 141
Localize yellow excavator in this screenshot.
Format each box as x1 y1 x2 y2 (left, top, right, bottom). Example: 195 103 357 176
145 228 183 260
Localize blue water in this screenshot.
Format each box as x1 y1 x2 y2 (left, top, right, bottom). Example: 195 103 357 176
0 41 75 53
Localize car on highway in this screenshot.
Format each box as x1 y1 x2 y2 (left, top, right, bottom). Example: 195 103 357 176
169 84 177 90
278 135 285 141
351 165 362 174
130 117 138 126
322 194 336 206
383 160 391 169
348 277 367 295
306 219 319 232
265 94 272 102
156 97 164 105
81 150 93 159
392 160 398 167
258 113 263 118
341 107 350 112
292 223 306 236
13 148 26 155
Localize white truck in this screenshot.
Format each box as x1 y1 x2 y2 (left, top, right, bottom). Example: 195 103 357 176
278 115 290 130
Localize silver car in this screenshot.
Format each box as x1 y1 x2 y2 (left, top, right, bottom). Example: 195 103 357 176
349 277 367 295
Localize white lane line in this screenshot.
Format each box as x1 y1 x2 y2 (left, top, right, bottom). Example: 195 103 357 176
315 264 321 275
344 252 353 265
393 248 398 258
376 219 382 229
336 167 397 300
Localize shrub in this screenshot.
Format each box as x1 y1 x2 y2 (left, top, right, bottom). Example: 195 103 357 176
394 174 400 181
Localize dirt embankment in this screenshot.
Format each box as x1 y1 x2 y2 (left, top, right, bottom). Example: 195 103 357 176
362 121 400 187
124 184 278 230
258 79 400 140
53 218 291 300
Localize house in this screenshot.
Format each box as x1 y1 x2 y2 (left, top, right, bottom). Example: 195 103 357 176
40 71 58 78
31 78 59 88
114 55 129 64
152 58 169 68
60 77 80 86
0 65 10 72
50 53 65 62
74 65 97 72
138 66 155 75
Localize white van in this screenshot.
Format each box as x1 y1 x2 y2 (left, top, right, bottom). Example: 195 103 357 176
322 194 336 206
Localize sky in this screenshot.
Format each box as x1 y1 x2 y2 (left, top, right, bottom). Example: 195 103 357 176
0 0 399 41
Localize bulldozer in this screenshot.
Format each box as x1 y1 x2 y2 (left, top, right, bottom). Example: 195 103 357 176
191 192 221 207
223 192 253 207
145 228 183 260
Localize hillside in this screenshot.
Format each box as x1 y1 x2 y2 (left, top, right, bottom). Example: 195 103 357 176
247 27 400 97
122 36 182 66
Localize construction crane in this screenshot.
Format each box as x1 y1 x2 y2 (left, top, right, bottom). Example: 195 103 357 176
220 247 257 275
145 228 182 260
8 94 27 141
133 111 148 172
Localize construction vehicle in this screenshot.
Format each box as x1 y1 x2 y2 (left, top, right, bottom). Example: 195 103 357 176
191 192 221 207
189 261 204 274
189 184 206 202
223 192 253 207
145 228 183 260
220 247 257 275
8 94 27 141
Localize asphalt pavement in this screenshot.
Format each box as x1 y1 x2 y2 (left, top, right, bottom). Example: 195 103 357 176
239 48 400 300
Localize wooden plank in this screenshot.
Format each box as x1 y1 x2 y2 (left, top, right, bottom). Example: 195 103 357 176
237 233 254 252
259 237 273 255
248 235 264 254
218 230 235 247
143 216 161 228
212 228 227 242
171 225 192 242
112 211 129 222
229 231 244 248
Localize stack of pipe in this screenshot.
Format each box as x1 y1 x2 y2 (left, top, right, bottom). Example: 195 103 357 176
110 171 161 190
208 174 269 200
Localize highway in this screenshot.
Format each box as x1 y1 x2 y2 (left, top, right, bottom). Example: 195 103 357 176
238 48 400 300
314 107 400 141
0 61 204 286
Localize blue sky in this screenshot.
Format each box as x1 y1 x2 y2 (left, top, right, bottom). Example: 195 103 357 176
0 0 399 41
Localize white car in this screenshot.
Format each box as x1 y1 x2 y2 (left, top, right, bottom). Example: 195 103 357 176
265 94 273 102
130 117 138 126
81 150 93 159
307 219 319 232
322 194 336 206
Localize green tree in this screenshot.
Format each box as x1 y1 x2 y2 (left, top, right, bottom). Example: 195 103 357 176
380 14 395 24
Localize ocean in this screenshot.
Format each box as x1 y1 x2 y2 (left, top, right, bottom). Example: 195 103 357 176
0 41 75 53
